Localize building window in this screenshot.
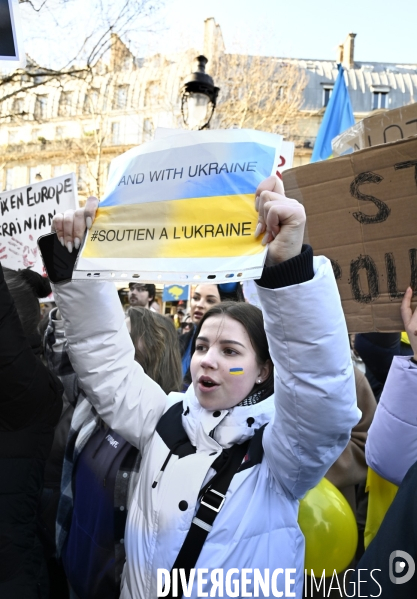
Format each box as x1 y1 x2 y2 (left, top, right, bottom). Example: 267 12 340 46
277 86 285 101
8 130 18 144
322 87 333 108
122 56 131 70
55 126 64 140
78 164 88 191
53 165 65 177
84 88 100 114
144 82 159 107
58 91 73 117
31 128 40 143
143 118 153 141
29 167 43 183
34 95 48 120
11 98 24 116
102 85 111 111
111 122 120 145
372 91 388 110
5 168 15 191
114 85 129 110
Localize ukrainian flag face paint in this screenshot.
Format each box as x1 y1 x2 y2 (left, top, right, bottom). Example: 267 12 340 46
229 367 244 376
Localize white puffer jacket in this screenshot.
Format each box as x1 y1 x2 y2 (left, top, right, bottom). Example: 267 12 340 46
53 256 360 599
366 356 417 485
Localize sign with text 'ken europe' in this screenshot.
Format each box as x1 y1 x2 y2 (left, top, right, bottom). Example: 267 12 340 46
283 136 417 333
0 173 78 273
75 129 282 283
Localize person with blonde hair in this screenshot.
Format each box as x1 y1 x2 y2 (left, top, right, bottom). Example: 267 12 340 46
127 307 182 394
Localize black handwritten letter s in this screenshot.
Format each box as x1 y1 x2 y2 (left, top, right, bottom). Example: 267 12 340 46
350 171 390 224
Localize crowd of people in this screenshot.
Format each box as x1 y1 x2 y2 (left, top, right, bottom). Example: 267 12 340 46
1 174 416 598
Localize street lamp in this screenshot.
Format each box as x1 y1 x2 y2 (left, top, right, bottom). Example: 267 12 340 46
181 55 219 130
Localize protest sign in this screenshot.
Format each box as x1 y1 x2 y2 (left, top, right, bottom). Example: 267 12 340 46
75 129 282 283
0 173 78 273
155 127 293 180
0 0 26 67
162 284 189 302
283 136 417 332
332 102 417 156
276 141 294 179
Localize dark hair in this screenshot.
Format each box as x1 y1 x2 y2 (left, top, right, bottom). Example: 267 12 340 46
191 282 244 305
127 307 182 394
128 282 156 305
3 267 51 337
145 284 156 302
217 283 245 303
191 301 274 398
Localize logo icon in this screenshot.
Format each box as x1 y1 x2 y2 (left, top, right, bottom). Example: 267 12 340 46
389 550 415 584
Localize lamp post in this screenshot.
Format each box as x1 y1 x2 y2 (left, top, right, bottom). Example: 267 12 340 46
181 55 219 130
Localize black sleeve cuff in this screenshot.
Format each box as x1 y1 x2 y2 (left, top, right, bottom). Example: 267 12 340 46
255 244 314 290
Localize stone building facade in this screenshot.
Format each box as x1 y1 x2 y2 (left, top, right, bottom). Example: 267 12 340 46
1 19 416 200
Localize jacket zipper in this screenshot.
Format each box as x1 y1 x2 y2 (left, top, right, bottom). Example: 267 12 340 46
152 450 173 488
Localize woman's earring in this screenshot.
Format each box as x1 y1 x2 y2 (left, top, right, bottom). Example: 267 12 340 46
257 379 262 384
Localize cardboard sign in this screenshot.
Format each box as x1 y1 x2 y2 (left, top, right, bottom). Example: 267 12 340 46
0 0 26 66
283 136 417 332
0 174 78 273
332 103 417 156
75 129 282 283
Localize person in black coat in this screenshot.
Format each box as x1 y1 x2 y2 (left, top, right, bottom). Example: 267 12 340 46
0 264 63 599
354 332 412 400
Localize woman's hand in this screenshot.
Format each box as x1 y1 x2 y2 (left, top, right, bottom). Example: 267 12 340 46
51 196 99 252
401 287 417 360
254 175 306 265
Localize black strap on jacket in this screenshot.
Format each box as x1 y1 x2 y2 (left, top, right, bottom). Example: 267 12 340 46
162 439 250 598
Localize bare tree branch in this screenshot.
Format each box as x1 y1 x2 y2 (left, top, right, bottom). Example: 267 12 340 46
0 0 163 109
18 0 48 12
212 54 308 141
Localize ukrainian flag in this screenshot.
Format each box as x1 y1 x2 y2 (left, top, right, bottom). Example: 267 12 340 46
229 368 244 375
311 64 355 162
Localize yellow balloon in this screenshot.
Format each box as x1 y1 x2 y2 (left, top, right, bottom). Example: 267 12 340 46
298 478 358 575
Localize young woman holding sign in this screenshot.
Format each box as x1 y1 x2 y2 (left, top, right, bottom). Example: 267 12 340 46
50 175 359 599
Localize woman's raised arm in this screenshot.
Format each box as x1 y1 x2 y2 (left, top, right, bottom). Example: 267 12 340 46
50 200 168 453
253 177 360 499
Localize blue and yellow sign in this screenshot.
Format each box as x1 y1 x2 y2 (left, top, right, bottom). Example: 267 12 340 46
162 285 189 302
76 129 282 282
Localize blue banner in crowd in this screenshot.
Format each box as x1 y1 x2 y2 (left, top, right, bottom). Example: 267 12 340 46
162 284 189 301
